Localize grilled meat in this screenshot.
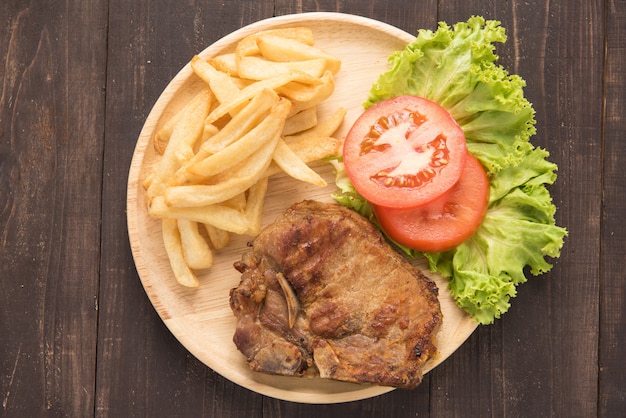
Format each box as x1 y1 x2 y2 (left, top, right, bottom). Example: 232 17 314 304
229 200 441 389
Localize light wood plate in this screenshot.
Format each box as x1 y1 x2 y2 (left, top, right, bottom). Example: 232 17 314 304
127 12 478 404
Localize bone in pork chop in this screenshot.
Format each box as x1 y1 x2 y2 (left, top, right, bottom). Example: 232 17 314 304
229 200 442 389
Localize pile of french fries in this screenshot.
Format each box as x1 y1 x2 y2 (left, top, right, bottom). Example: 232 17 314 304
143 27 346 287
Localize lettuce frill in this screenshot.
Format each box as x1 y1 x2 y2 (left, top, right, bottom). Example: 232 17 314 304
333 16 568 324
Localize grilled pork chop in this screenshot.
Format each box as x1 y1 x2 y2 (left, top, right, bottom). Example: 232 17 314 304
229 200 441 389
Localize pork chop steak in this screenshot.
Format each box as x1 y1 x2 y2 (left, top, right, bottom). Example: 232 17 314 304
229 200 442 389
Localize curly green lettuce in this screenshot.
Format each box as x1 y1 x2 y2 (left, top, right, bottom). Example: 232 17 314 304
333 16 567 324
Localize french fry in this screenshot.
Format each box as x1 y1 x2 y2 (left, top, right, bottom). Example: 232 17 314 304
272 139 327 187
164 133 278 208
209 98 290 181
145 26 345 287
191 56 241 106
154 112 183 155
287 71 336 115
222 192 247 212
177 219 214 270
257 34 341 74
284 107 346 142
237 56 327 81
278 70 335 102
171 89 278 185
235 27 314 58
150 197 249 234
146 87 212 203
199 123 220 147
152 87 213 155
201 88 278 153
204 72 303 124
164 95 287 207
142 172 154 190
203 223 230 250
208 53 238 75
264 136 342 178
182 94 289 181
244 177 268 236
282 106 318 135
162 219 200 287
284 135 342 163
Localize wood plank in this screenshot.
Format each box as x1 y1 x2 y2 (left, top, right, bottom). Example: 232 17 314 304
599 0 626 414
0 0 107 416
506 1 603 416
95 1 272 416
429 1 604 416
0 0 616 416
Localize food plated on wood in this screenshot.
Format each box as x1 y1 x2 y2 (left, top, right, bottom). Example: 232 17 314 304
127 13 566 402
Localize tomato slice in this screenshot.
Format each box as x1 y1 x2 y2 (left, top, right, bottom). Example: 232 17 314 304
372 153 490 253
343 95 467 208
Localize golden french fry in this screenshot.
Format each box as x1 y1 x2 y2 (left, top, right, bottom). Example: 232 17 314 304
204 73 304 125
171 89 279 185
142 172 154 190
154 113 183 155
285 135 342 161
272 139 326 187
265 136 342 178
209 96 290 175
199 123 220 147
236 27 314 58
162 219 200 287
230 78 254 89
145 26 345 287
164 96 287 207
191 56 241 106
201 88 278 153
146 87 212 202
222 192 247 212
245 177 269 236
282 106 317 136
208 53 238 75
203 223 230 249
237 56 326 81
257 34 341 74
150 197 249 234
165 167 258 208
277 71 335 103
287 71 336 115
284 107 346 142
164 142 277 208
177 219 214 270
183 94 290 181
152 87 213 155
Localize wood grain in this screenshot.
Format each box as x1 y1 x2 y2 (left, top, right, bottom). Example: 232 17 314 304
0 0 623 416
599 0 626 415
0 1 107 416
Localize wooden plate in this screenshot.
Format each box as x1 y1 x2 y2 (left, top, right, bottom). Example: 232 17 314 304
127 12 478 404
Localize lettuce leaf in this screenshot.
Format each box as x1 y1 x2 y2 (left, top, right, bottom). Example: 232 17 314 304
332 16 568 324
423 148 567 324
366 16 536 175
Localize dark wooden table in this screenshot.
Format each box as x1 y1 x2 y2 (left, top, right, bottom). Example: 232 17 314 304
1 1 624 416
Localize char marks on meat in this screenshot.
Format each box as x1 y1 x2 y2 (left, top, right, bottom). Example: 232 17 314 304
229 200 442 389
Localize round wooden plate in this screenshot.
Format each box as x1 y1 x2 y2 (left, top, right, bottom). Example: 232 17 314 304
127 12 478 404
